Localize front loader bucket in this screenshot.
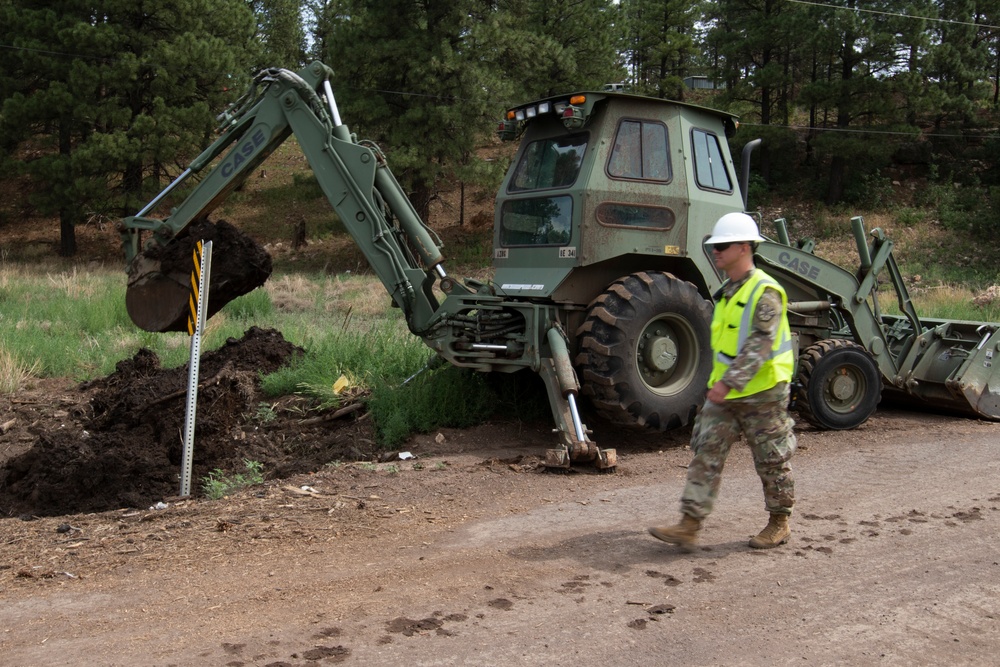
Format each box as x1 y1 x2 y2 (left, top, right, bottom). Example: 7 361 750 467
948 327 1000 419
959 372 1000 418
891 317 1000 421
126 220 272 332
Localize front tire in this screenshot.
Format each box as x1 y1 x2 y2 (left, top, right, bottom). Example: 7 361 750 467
575 272 713 431
796 339 882 430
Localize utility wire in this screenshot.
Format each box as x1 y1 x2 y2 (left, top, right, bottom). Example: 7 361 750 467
372 88 464 101
741 122 1000 140
787 0 1000 30
0 43 112 61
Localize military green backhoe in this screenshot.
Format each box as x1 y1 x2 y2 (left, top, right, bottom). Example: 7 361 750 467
120 62 1000 469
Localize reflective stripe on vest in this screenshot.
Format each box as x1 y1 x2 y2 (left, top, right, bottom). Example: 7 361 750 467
709 269 794 398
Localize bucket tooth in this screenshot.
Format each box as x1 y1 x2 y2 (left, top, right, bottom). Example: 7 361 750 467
595 448 617 470
544 446 571 470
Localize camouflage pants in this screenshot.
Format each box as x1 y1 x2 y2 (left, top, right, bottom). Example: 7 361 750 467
680 397 796 520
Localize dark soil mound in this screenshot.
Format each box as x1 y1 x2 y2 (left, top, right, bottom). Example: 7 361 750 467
0 327 377 518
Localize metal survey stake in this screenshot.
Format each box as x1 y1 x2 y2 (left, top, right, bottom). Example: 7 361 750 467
179 240 212 497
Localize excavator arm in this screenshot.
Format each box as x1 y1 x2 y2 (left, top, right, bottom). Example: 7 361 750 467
121 62 457 334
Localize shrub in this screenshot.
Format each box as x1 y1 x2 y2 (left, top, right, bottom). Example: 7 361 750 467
201 460 265 500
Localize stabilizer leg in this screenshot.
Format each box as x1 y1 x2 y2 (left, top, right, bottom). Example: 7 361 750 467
539 328 616 471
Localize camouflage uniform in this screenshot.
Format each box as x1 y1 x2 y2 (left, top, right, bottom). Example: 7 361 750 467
679 269 796 520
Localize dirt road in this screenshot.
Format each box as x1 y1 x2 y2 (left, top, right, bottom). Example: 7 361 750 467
1 408 998 666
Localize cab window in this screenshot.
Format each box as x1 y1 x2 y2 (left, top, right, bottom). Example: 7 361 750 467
607 120 671 182
509 135 587 191
500 196 572 246
691 128 732 192
596 203 675 230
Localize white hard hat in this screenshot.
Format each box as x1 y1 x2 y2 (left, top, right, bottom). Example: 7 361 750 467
705 212 765 245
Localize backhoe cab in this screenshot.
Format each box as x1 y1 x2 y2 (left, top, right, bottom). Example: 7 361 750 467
121 62 1000 470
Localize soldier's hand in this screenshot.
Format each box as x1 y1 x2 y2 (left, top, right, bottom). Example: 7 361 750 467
706 380 730 404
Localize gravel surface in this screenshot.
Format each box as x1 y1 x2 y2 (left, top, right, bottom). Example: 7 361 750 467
2 373 998 666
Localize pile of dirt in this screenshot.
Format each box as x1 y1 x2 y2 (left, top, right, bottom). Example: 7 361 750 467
0 327 378 518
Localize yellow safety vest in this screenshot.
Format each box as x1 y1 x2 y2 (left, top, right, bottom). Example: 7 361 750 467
709 269 794 399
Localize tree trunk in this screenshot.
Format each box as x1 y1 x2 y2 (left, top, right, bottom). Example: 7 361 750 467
994 50 1000 108
58 116 77 257
760 83 772 183
411 179 432 222
123 161 144 215
826 155 846 205
59 210 77 257
759 145 772 185
827 19 856 206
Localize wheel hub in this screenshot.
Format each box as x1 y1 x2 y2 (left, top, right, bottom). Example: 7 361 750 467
644 334 679 373
829 371 857 402
637 317 696 394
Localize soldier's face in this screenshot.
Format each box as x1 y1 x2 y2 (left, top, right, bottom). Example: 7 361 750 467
712 242 747 271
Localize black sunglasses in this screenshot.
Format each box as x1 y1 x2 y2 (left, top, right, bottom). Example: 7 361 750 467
711 242 735 252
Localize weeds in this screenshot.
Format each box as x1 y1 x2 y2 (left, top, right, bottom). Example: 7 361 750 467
224 289 274 321
894 207 926 227
201 460 265 500
367 366 499 446
252 402 278 424
0 349 40 395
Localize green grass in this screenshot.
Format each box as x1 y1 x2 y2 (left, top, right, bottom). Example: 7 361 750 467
0 261 501 446
367 366 496 446
259 319 430 406
879 285 1000 324
201 459 265 500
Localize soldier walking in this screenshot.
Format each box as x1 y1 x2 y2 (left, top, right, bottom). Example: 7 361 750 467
649 212 796 550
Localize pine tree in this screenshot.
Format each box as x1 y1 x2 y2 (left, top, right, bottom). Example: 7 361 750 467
924 1 993 126
792 0 906 203
0 0 256 256
304 0 349 62
319 0 520 220
982 0 1000 109
512 0 625 97
249 0 307 69
704 0 810 183
621 0 699 99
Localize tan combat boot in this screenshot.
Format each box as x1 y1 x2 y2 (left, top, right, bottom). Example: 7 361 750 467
748 513 791 549
648 515 701 551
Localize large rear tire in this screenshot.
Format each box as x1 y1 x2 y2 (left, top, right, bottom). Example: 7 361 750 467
796 339 881 430
575 272 713 431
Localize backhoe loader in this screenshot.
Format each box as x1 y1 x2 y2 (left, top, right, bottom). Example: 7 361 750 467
120 62 1000 468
